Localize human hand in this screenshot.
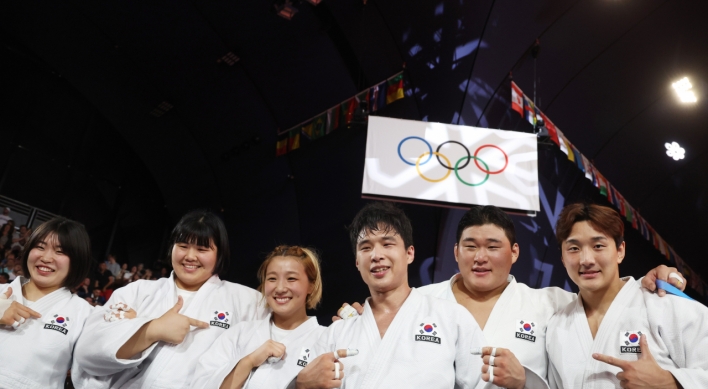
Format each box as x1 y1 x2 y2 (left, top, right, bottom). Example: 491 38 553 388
104 302 137 322
296 349 358 389
246 339 286 367
593 335 680 389
478 347 526 389
0 287 42 328
146 296 208 344
331 302 363 322
641 265 686 296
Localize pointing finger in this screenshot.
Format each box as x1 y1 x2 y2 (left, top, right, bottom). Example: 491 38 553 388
187 317 209 329
592 353 630 370
336 348 359 358
638 334 654 360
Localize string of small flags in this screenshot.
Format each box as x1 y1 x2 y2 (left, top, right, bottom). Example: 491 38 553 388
276 72 405 156
511 81 706 296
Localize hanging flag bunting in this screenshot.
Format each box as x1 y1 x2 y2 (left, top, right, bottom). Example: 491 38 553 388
538 111 560 146
386 74 405 104
557 130 570 156
511 81 524 116
581 155 593 181
275 71 406 156
523 95 536 126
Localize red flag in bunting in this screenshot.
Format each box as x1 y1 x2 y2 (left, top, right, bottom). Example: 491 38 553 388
511 81 524 116
539 111 560 146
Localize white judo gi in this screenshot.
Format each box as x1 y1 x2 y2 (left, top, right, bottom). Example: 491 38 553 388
73 273 269 389
192 315 325 389
417 274 574 389
547 277 708 389
316 288 485 389
0 277 93 389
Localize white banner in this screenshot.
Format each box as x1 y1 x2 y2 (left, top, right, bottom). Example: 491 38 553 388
362 117 540 212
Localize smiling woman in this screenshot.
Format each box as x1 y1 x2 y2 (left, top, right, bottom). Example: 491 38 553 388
0 217 94 389
73 210 269 389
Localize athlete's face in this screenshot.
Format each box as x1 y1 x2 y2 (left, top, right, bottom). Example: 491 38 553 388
172 240 217 291
355 225 413 293
455 224 519 293
561 221 625 294
27 233 71 291
264 256 313 319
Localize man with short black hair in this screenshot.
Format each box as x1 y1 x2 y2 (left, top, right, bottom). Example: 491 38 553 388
297 202 485 389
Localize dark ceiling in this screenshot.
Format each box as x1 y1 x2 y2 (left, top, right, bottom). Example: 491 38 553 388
1 0 707 284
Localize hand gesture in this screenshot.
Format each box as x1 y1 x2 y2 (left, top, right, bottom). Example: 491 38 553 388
592 335 681 389
641 265 686 296
147 296 208 344
478 347 526 389
104 302 138 322
331 302 363 322
246 339 286 367
0 287 42 328
296 349 358 389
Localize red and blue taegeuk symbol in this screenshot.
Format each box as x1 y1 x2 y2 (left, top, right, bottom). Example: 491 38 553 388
423 324 434 333
628 333 639 343
523 323 532 332
56 317 65 324
217 313 226 321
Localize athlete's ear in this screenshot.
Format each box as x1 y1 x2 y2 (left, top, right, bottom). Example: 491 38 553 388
454 243 459 263
616 241 626 264
510 243 520 265
406 245 415 265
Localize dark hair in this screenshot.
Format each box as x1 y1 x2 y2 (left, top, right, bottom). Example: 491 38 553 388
0 272 8 281
20 217 92 289
555 203 624 249
348 202 414 253
167 210 230 276
456 205 516 246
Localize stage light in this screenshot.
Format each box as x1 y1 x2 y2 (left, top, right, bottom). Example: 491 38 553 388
274 1 298 20
665 141 685 161
672 77 698 103
305 0 322 5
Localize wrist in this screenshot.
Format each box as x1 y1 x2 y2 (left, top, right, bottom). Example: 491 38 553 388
144 320 161 344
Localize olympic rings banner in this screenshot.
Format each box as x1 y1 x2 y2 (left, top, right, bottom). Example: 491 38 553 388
362 116 540 212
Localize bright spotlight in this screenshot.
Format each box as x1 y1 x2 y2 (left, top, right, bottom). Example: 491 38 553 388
665 141 685 161
672 77 698 104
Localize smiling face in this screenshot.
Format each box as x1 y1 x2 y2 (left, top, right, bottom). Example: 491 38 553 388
264 256 313 319
561 221 625 294
455 224 519 293
26 233 71 293
355 224 413 293
171 240 217 291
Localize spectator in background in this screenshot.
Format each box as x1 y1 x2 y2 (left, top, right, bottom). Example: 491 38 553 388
143 268 153 280
0 272 8 284
0 221 14 249
1 252 16 274
129 272 141 283
11 225 30 250
159 267 168 278
105 254 121 277
102 275 116 300
94 262 113 290
11 263 23 280
116 263 128 280
123 265 136 280
0 207 12 225
91 288 106 306
76 277 92 299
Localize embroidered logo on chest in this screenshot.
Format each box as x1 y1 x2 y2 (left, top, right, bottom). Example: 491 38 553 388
44 314 70 335
210 311 231 329
415 322 441 344
515 319 536 342
296 346 311 367
619 330 644 354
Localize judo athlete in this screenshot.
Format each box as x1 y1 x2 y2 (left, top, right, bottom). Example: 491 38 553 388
74 211 269 389
416 205 687 389
193 245 326 389
296 201 486 389
0 218 93 389
547 203 708 388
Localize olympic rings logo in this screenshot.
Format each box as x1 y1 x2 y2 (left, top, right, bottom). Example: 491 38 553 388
397 137 508 186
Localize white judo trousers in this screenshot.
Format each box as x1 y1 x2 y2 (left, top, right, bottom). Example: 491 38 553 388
417 274 574 389
547 276 708 389
192 315 325 389
73 273 269 389
316 288 485 389
0 277 93 389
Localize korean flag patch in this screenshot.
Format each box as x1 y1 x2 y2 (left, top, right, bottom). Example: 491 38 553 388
296 346 311 367
515 319 536 342
619 330 644 354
